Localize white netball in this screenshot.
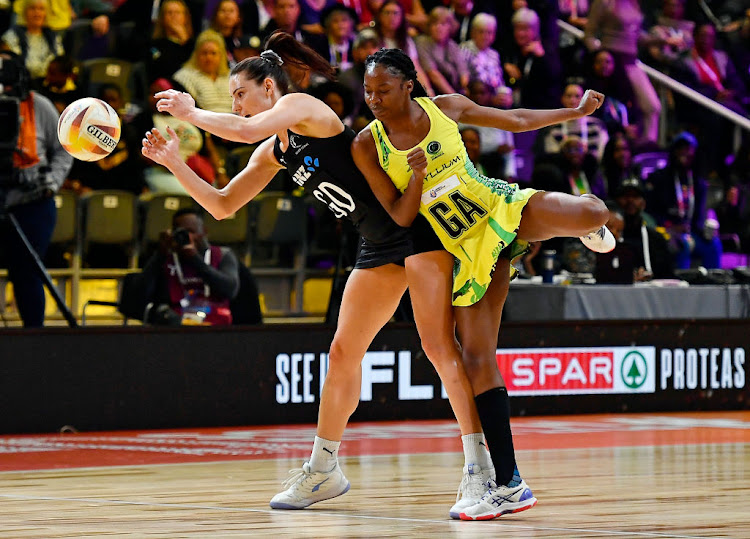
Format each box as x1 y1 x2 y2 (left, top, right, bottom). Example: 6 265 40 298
57 97 121 162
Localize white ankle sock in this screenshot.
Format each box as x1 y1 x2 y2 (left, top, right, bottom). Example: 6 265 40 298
461 433 493 470
309 436 341 473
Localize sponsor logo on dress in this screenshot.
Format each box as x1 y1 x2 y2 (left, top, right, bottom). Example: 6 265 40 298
421 174 460 205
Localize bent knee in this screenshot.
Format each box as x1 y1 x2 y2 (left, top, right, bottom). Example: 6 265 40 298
581 195 610 230
421 339 460 368
327 338 364 374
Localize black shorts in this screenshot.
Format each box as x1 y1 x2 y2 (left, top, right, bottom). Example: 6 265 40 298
354 213 444 269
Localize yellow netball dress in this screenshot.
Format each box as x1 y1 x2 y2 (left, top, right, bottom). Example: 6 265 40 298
369 96 537 306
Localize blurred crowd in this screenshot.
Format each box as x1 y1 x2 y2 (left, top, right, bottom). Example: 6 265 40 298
3 0 750 283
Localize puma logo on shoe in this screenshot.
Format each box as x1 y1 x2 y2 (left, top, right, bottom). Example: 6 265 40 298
322 448 335 455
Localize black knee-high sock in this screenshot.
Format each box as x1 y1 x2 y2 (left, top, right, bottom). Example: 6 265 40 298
475 387 517 486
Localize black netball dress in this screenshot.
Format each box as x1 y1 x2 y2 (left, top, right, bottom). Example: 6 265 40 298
273 127 442 268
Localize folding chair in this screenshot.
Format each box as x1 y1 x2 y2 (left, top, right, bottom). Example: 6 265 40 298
80 190 139 271
203 204 251 264
80 57 148 105
249 191 307 267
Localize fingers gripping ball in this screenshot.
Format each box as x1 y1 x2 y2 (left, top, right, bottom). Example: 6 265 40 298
57 97 121 161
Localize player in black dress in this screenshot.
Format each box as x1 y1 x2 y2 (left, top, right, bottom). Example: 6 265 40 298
142 31 491 516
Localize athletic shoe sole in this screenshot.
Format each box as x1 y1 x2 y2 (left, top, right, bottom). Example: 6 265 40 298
458 496 537 521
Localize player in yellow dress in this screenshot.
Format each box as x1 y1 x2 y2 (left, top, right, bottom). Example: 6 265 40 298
351 48 615 520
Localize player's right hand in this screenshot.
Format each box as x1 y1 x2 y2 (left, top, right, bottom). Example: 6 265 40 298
154 89 196 120
407 147 428 181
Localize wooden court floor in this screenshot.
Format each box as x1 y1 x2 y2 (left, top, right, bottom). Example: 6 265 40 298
1 411 748 538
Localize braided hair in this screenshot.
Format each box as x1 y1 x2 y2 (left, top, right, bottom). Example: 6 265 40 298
231 30 335 94
364 48 428 99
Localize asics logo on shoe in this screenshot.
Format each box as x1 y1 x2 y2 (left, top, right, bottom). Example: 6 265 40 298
322 447 335 455
489 486 523 507
311 477 329 492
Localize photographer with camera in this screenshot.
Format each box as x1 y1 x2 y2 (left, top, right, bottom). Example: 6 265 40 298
0 51 73 327
140 207 240 326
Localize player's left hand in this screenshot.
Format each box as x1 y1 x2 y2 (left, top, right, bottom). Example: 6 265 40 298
154 89 196 120
142 127 180 166
577 89 605 116
407 147 428 182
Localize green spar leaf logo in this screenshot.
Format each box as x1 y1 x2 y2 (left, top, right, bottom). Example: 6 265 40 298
620 351 647 389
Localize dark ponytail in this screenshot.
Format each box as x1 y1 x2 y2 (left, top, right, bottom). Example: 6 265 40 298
364 48 428 99
231 30 336 93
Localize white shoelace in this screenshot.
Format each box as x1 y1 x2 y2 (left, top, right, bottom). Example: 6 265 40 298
281 466 310 490
456 471 489 502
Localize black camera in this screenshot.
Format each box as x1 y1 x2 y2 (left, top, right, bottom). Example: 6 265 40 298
0 52 30 195
172 227 191 247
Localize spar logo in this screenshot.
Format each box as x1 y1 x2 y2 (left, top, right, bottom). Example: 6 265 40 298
497 346 656 396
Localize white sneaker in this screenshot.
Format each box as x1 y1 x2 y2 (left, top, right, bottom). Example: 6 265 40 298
449 464 495 519
580 226 616 253
269 461 350 509
459 478 537 520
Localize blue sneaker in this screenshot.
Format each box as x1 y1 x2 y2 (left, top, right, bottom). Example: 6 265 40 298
269 461 350 509
459 478 537 520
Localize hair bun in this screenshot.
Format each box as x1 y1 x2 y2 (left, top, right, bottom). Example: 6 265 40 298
260 50 284 66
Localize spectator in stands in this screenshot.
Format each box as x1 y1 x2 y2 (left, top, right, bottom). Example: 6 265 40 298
38 54 83 114
449 0 478 43
260 0 323 49
645 132 722 269
139 77 228 193
675 23 747 114
504 7 562 109
148 0 195 82
173 30 233 114
584 0 662 146
645 0 694 68
310 4 357 72
309 80 354 127
416 7 469 95
208 0 244 66
460 12 512 108
494 0 559 61
673 22 748 174
298 0 337 34
558 0 590 79
14 0 72 34
372 0 434 96
716 138 750 254
338 28 379 131
231 33 263 62
600 130 640 201
533 135 606 199
237 0 273 36
141 208 240 326
459 80 516 180
608 177 675 280
0 52 73 328
63 10 119 61
1 0 64 84
538 82 609 162
585 49 639 142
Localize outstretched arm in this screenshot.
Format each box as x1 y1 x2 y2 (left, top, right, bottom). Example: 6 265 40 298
435 90 604 133
142 127 283 219
351 129 426 227
154 90 325 144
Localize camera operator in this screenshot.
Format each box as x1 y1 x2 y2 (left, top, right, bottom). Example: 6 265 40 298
0 51 72 327
140 207 240 326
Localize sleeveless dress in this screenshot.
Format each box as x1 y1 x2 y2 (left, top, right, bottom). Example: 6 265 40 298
272 126 442 268
369 97 538 306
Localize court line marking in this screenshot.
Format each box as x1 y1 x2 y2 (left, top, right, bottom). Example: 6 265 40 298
0 493 724 539
2 442 747 475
